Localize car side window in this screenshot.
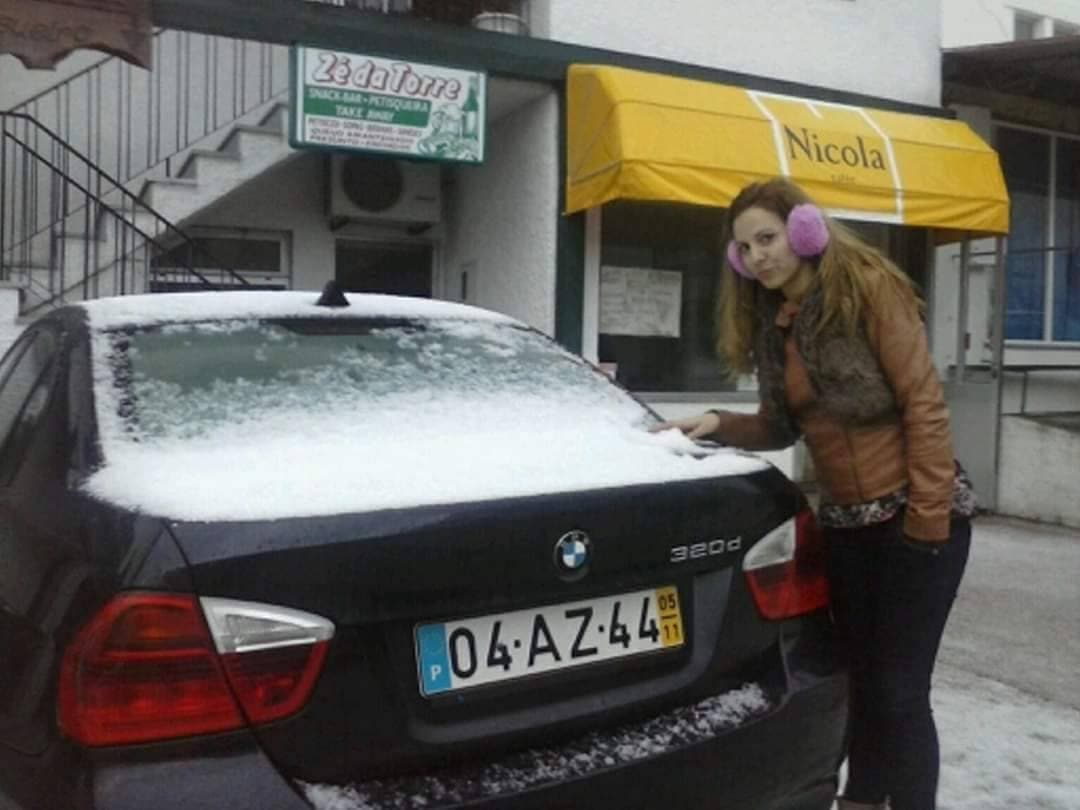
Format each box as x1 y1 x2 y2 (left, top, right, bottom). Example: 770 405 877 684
66 333 98 477
0 328 60 485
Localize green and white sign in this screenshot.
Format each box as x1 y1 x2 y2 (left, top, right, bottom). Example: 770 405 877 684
290 46 485 164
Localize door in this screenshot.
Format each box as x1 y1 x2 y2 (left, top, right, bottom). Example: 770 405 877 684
335 240 433 297
939 238 1007 510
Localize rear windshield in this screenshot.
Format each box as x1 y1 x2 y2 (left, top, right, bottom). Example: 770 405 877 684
96 317 649 443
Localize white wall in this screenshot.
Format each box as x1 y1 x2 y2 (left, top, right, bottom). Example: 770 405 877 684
998 415 1080 527
538 0 942 106
188 90 561 334
184 152 335 291
0 287 25 359
443 91 559 334
1001 372 1080 414
185 151 451 294
942 0 1080 47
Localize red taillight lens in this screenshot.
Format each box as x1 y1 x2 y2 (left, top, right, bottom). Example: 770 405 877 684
221 643 329 725
742 510 829 620
58 593 243 746
59 593 333 747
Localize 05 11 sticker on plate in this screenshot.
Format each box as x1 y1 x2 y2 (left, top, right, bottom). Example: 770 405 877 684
415 586 684 696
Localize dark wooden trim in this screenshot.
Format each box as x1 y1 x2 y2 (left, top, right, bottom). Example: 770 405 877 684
152 0 953 119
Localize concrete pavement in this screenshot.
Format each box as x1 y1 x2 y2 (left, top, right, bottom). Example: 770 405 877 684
939 514 1080 711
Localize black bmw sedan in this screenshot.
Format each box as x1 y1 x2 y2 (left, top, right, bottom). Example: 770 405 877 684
0 290 846 810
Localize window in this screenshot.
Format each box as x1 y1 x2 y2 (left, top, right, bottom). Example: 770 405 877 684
0 330 58 457
1053 138 1080 340
996 125 1080 342
598 202 733 393
1014 12 1040 40
98 318 644 447
151 230 289 292
594 202 928 393
1053 20 1080 37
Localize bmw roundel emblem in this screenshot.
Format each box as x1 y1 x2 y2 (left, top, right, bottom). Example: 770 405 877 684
554 530 591 579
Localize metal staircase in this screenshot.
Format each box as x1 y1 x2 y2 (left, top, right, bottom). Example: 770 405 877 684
1 30 294 320
0 112 253 317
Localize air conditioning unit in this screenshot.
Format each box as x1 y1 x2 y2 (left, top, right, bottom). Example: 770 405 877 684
328 153 441 224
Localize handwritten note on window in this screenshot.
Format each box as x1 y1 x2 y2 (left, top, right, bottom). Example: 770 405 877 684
599 266 683 338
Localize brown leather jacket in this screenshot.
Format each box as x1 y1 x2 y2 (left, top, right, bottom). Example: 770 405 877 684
713 275 955 542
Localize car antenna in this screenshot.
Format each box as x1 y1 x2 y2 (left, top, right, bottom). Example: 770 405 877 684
316 279 350 308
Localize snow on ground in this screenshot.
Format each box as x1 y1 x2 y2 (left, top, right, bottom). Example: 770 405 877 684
303 660 1080 810
834 662 1080 809
932 661 1080 810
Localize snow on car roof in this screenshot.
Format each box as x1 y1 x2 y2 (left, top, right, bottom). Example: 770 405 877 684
79 289 517 330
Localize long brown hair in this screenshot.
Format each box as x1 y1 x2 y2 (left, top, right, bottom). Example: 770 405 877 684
716 178 924 374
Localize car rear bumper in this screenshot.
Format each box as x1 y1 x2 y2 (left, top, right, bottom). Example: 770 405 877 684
299 660 848 810
81 619 846 810
82 664 842 810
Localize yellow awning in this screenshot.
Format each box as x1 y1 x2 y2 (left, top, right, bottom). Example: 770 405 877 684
566 65 1010 235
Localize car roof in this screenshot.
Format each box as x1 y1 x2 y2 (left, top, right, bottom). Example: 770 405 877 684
74 291 519 332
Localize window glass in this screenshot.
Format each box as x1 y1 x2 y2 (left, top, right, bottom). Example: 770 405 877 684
1053 138 1080 340
0 331 57 454
998 128 1050 250
599 201 732 392
997 127 1050 339
100 318 647 444
1014 13 1038 40
154 236 282 273
150 233 288 293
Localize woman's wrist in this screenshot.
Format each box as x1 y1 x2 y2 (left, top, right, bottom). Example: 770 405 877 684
705 409 728 440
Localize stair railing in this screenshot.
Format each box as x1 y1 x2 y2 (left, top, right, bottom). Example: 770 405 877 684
1 112 251 316
8 30 289 185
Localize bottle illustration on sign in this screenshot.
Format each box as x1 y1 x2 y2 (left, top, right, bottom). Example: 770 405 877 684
462 76 480 139
417 76 481 161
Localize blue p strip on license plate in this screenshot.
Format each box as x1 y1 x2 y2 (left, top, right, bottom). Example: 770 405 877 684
415 586 684 696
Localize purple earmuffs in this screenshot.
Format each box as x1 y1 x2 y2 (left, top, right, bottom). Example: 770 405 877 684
727 203 830 279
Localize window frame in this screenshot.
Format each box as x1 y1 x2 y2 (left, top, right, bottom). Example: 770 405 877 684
1013 11 1040 40
151 226 293 290
994 121 1080 352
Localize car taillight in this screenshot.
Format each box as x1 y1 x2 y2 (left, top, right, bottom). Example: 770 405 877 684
201 597 332 726
742 510 829 620
58 593 334 747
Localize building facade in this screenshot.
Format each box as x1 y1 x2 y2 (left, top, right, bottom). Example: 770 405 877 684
941 0 1080 525
3 0 1018 494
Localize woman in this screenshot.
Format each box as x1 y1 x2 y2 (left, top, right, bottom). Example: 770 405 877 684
657 178 975 810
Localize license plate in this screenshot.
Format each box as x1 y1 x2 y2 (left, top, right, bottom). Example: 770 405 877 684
415 586 684 696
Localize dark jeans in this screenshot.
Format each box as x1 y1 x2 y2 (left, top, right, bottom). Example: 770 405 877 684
825 515 971 810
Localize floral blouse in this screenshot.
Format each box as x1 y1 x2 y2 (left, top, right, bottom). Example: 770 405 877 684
817 461 978 529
